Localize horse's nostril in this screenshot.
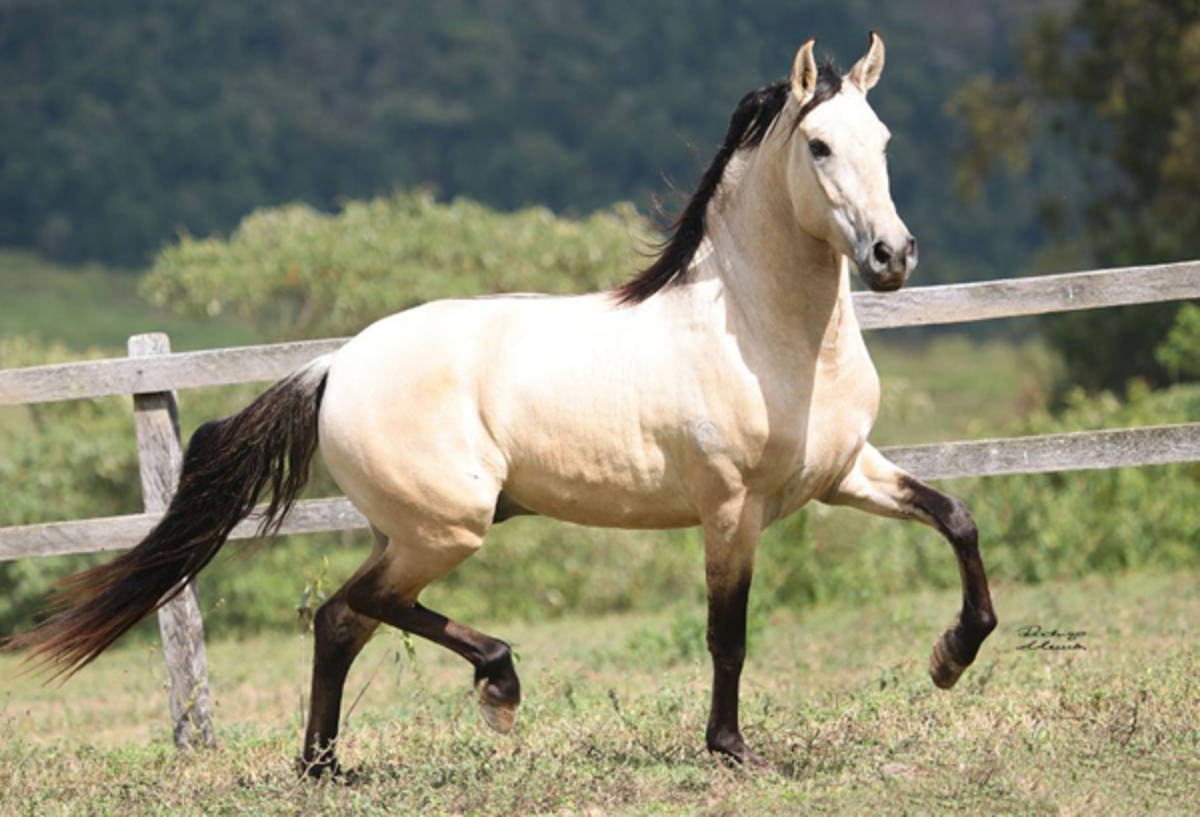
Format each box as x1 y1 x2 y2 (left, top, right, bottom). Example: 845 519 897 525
905 236 917 257
873 241 892 265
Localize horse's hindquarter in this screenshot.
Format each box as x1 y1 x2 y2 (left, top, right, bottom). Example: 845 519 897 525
318 299 517 542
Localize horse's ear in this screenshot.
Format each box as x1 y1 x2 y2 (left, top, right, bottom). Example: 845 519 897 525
849 31 885 93
791 39 818 103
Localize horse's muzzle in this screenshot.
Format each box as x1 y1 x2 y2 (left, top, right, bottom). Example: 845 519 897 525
858 235 917 291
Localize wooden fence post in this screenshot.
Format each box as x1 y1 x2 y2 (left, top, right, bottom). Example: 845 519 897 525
128 333 216 750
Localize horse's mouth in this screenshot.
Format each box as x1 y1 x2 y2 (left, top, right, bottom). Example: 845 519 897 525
858 268 907 292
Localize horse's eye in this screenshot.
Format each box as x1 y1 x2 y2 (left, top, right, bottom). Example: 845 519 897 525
809 139 832 159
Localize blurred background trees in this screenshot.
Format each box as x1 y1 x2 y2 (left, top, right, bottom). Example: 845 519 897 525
2 0 1043 284
952 0 1200 392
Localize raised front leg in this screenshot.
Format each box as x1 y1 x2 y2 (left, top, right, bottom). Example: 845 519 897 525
701 496 762 763
826 443 997 688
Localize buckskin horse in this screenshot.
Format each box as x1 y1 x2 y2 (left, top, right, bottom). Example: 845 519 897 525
9 33 997 774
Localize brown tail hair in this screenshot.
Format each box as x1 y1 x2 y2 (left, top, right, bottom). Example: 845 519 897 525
5 356 332 678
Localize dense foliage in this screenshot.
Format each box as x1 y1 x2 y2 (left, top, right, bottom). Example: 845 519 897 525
2 1 1049 286
142 191 647 338
953 0 1200 392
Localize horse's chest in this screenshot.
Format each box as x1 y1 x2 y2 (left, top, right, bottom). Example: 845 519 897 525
755 351 880 517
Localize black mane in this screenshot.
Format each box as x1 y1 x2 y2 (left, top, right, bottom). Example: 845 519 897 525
614 62 842 304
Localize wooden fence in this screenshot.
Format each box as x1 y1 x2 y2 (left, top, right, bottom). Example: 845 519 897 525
1 259 1198 748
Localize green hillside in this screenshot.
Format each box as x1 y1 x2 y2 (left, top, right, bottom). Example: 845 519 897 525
0 250 261 352
2 1 1054 285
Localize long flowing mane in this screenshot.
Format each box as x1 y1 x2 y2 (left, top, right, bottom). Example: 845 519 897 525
614 62 842 305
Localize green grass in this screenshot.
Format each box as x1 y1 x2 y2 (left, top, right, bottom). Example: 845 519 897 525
1 568 1195 815
868 332 1061 446
0 250 262 352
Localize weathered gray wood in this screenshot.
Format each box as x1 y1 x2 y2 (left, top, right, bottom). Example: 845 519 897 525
2 260 1199 406
129 333 215 751
0 337 347 406
0 511 159 560
854 259 1200 330
0 497 368 561
1 424 1196 562
882 423 1200 480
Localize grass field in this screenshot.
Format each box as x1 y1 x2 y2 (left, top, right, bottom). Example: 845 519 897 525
867 331 1059 446
0 250 262 352
1 569 1194 815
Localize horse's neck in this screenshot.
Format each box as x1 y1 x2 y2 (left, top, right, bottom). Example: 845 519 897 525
697 152 855 365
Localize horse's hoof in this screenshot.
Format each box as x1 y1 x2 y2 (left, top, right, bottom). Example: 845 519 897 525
476 678 519 733
706 729 751 765
929 630 967 690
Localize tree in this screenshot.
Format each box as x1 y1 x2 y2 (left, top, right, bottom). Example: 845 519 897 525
952 0 1200 392
2 0 1049 289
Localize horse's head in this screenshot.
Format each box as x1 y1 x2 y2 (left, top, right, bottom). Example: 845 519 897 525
786 34 916 292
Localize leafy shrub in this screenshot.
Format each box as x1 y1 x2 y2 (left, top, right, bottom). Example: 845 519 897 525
1157 303 1200 381
142 191 650 339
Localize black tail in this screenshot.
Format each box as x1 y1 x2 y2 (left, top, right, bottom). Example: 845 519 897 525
5 356 332 678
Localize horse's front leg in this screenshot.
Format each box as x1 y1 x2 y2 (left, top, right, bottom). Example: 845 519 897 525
825 443 997 688
701 494 763 763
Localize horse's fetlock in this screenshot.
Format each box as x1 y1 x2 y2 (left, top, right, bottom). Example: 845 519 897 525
477 640 513 675
973 607 998 638
474 640 520 704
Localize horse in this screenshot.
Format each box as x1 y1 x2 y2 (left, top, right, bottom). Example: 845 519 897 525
8 33 996 774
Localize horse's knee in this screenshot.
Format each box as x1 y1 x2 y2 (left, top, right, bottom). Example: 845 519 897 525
344 573 388 620
969 605 998 639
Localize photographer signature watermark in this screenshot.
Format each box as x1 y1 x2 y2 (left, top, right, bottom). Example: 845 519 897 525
1015 624 1087 651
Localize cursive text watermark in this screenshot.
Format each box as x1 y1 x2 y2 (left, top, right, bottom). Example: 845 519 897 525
1015 624 1087 652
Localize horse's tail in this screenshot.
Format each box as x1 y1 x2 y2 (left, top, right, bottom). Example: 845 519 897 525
5 354 334 678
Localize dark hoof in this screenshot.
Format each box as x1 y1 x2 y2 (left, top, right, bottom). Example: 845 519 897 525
706 730 751 765
929 629 969 690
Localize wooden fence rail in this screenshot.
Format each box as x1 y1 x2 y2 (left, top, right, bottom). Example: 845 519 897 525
1 259 1197 749
2 422 1197 563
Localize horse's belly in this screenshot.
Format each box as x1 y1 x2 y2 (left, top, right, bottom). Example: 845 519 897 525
502 442 699 529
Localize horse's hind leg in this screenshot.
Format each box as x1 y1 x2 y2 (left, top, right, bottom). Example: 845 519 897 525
344 532 521 732
300 527 387 777
825 443 998 688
